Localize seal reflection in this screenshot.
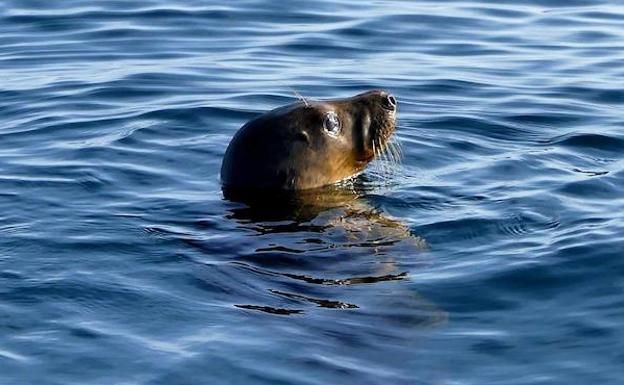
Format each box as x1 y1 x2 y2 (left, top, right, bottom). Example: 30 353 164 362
224 180 444 328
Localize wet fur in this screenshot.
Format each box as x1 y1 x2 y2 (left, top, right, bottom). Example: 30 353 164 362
221 90 397 191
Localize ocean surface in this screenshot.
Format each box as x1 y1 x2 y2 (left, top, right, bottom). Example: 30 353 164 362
1 1 623 384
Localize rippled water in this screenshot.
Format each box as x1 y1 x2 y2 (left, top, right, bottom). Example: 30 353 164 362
2 1 624 384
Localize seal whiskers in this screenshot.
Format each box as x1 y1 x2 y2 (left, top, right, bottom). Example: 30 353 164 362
290 88 310 107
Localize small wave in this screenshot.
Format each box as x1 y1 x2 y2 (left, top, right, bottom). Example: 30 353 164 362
556 177 620 200
420 115 539 143
548 133 624 153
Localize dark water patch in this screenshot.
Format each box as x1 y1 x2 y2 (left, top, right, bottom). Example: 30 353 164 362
414 213 555 246
81 85 172 100
68 326 102 340
269 290 359 309
142 105 259 123
415 78 496 96
234 304 304 315
379 13 491 30
255 245 308 254
482 263 582 299
566 320 614 339
3 8 235 29
577 10 624 21
424 281 518 314
2 279 150 310
550 133 624 155
333 25 376 38
566 30 619 42
0 270 23 280
237 252 317 269
233 261 408 287
548 86 624 105
471 338 514 355
421 115 539 143
425 43 510 57
278 38 374 56
466 6 534 19
504 112 585 126
572 168 609 177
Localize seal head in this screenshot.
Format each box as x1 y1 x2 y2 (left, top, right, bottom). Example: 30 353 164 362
221 90 397 192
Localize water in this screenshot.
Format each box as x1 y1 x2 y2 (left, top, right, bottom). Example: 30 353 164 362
1 0 623 384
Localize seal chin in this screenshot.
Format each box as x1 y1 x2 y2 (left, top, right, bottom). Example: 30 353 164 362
355 152 376 163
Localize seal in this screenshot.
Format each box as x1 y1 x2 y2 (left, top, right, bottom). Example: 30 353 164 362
220 90 397 192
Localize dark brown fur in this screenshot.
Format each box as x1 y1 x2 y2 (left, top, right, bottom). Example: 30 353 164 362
221 90 396 191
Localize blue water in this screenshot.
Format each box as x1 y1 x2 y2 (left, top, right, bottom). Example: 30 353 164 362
1 0 624 384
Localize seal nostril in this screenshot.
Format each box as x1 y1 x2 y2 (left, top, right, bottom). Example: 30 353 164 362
382 94 397 111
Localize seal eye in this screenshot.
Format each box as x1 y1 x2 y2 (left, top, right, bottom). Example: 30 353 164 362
323 112 341 136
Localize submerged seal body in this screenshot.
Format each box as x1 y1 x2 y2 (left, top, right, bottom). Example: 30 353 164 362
220 90 397 192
